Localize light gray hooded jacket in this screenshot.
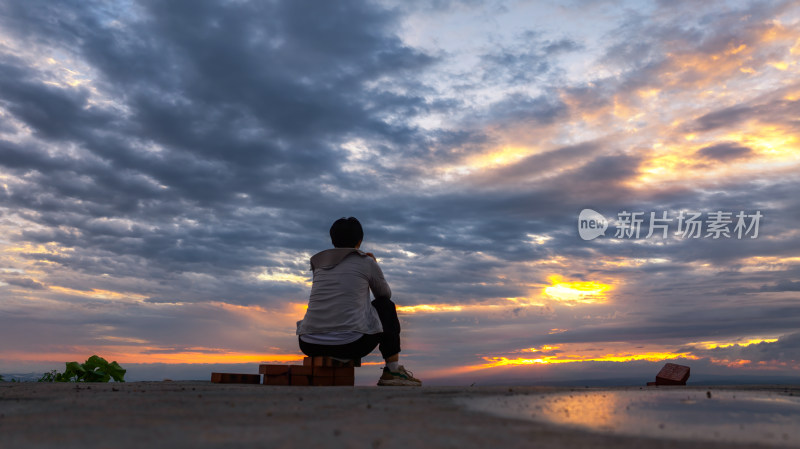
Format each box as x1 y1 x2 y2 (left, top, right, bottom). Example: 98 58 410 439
295 248 391 336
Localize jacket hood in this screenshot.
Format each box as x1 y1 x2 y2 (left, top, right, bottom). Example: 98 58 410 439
309 248 364 271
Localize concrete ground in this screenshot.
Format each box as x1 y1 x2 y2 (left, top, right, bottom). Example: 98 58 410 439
1 382 798 449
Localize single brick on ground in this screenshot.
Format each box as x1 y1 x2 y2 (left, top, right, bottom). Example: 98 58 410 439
647 363 691 386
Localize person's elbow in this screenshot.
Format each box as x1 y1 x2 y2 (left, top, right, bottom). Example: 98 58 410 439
374 284 391 301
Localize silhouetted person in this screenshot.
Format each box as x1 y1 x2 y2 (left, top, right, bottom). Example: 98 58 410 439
296 217 421 386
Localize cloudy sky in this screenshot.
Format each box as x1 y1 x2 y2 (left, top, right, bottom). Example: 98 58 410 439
1 0 798 384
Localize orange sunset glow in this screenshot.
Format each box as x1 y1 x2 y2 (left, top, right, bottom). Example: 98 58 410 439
543 275 613 305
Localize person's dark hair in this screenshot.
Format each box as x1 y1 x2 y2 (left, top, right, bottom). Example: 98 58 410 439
330 217 364 248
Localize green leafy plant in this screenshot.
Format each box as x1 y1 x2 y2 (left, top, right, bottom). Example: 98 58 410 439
37 370 58 382
44 355 126 383
0 374 4 381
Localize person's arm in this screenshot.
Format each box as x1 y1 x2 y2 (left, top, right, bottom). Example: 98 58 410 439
366 256 391 299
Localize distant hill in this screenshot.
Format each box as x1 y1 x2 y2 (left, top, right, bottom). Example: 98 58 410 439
0 372 44 382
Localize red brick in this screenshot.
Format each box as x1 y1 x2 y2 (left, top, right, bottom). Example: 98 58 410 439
305 356 326 367
259 365 289 375
303 356 361 367
333 366 355 377
316 357 334 367
314 366 335 377
289 365 313 376
655 363 690 385
332 358 362 367
646 381 658 386
311 376 334 386
291 375 311 386
333 376 355 386
211 373 261 384
264 374 290 386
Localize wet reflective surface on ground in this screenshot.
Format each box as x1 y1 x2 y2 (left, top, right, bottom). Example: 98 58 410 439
459 389 800 447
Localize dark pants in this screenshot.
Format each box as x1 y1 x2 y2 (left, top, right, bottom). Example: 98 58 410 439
299 296 401 360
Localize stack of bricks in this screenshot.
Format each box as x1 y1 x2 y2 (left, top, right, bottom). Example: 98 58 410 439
260 356 358 386
210 356 358 385
210 372 261 384
646 362 690 386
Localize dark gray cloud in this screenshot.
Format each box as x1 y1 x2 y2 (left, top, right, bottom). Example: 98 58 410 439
480 32 582 85
484 93 569 126
0 0 440 304
760 280 800 292
695 143 753 161
3 277 46 290
689 95 800 133
681 332 800 364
